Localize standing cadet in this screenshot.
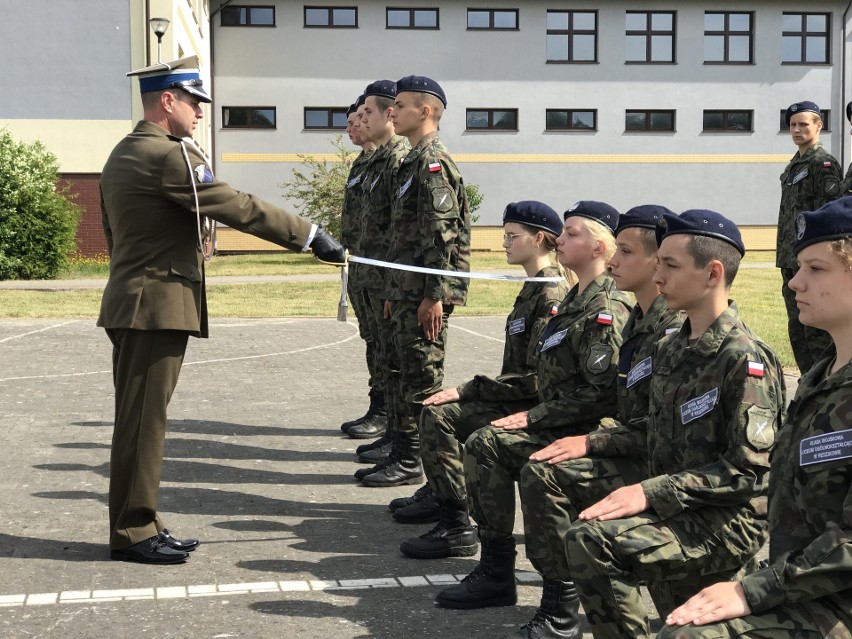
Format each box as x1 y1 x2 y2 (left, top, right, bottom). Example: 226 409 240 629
564 210 785 639
340 96 384 438
396 201 570 553
435 202 633 610
511 206 683 639
661 199 852 639
99 57 344 564
358 76 471 487
777 101 840 374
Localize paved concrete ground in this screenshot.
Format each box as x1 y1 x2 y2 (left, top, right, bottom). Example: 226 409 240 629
0 316 791 639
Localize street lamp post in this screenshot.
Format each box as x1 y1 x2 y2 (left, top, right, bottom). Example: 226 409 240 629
149 17 170 63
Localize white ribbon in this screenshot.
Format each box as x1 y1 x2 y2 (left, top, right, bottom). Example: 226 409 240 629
348 255 564 282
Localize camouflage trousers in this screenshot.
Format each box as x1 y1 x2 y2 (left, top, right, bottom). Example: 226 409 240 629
565 507 768 639
657 603 831 639
781 267 834 375
520 455 647 580
420 398 535 503
464 425 580 539
361 289 399 429
348 278 382 395
389 300 451 442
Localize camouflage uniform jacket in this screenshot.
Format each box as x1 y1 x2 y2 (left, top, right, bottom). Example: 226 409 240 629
739 356 852 635
340 148 372 288
385 131 470 305
841 161 852 197
587 295 684 456
777 143 841 268
638 302 786 520
457 266 570 402
357 135 410 294
526 273 633 431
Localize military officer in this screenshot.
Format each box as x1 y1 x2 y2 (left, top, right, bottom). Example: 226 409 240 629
662 199 852 639
99 57 344 564
358 76 471 488
435 201 633 611
777 101 840 374
564 210 786 639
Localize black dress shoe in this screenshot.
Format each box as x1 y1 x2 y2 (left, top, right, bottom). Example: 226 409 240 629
159 529 200 552
110 535 189 565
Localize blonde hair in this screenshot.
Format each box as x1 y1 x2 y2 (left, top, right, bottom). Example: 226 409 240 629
529 226 578 287
829 237 852 269
581 218 617 263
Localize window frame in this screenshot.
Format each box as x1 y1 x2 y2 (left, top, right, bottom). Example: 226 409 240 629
545 109 598 132
624 109 676 132
303 5 358 28
703 11 754 65
220 5 276 27
779 108 831 132
386 7 439 30
465 108 520 132
702 109 754 133
546 9 598 64
466 8 519 31
303 107 349 130
781 12 830 65
625 10 676 64
221 106 277 129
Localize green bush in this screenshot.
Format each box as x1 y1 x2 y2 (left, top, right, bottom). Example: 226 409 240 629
0 129 81 279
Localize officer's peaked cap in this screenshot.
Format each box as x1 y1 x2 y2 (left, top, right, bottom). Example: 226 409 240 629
127 56 211 103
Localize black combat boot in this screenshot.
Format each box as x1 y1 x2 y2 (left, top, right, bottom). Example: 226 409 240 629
508 579 582 639
361 433 424 487
357 435 392 463
435 534 517 609
392 485 441 523
340 390 384 434
354 431 396 480
388 482 433 512
347 408 388 439
399 499 478 558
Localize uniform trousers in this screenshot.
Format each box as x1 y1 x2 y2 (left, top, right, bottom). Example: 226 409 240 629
106 328 188 550
780 267 834 375
657 605 829 639
348 277 382 395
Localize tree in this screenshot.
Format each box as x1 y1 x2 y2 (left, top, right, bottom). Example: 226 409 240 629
0 129 81 279
465 182 484 224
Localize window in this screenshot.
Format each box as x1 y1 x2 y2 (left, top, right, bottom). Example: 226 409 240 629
304 6 357 27
703 110 753 132
545 109 597 131
782 13 830 64
704 12 753 63
466 109 519 131
779 109 831 132
547 11 597 63
304 107 349 130
467 9 518 31
222 107 276 129
387 7 438 29
626 11 675 63
625 110 675 132
221 5 275 26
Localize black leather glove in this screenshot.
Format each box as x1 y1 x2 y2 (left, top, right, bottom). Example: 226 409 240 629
309 226 345 263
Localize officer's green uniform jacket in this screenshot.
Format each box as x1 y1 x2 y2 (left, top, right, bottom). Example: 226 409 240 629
341 148 373 289
385 131 470 305
739 356 852 635
98 121 311 338
777 143 841 268
626 302 786 520
526 273 633 431
456 267 570 402
358 135 409 294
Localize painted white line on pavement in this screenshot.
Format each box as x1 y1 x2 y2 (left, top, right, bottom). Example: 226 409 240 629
0 572 541 609
0 320 79 344
451 323 505 343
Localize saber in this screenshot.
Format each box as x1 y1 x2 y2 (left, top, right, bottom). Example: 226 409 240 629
337 250 350 322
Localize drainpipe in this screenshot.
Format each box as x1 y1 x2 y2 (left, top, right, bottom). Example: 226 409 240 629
208 1 237 174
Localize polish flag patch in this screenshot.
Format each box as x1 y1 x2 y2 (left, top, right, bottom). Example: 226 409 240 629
824 161 833 167
429 162 442 172
596 313 613 325
550 305 559 316
747 361 765 378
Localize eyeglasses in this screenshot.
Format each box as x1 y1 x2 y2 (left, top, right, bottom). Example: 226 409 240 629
503 232 534 245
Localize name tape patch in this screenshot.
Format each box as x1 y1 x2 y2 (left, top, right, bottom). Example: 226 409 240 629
788 168 809 185
399 175 414 198
680 387 720 424
800 428 852 466
626 356 652 388
347 175 362 188
508 318 526 336
541 328 568 352
370 175 381 191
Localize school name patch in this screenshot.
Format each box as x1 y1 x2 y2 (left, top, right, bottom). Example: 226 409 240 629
800 428 852 466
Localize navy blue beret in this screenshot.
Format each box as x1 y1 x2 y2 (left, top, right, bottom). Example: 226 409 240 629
355 94 366 109
785 101 821 126
656 209 745 256
346 103 357 117
793 197 852 256
616 204 674 237
503 201 563 236
396 75 447 107
563 201 619 233
846 101 852 123
364 79 397 100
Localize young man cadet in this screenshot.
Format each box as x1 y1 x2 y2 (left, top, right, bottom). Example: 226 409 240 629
434 202 633 610
564 210 786 639
347 80 410 458
339 96 382 438
510 205 683 639
777 101 840 375
99 57 344 564
359 76 471 487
